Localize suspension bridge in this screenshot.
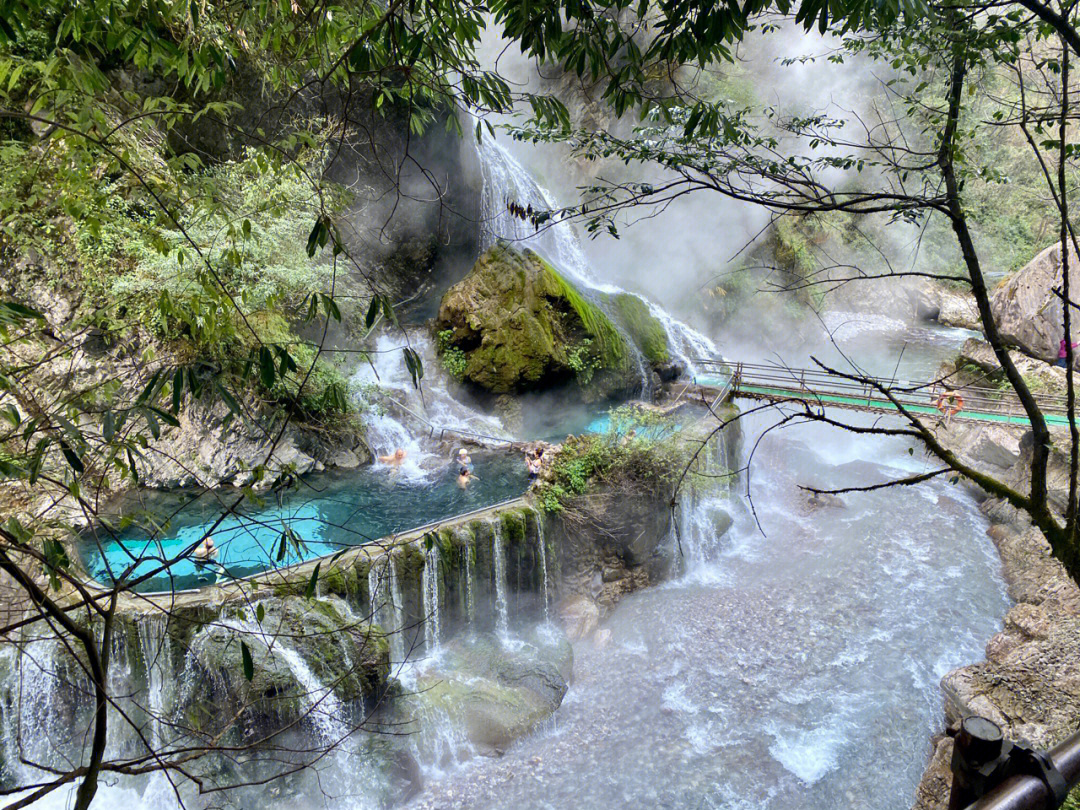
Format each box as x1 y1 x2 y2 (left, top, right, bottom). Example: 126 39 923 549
692 360 1074 427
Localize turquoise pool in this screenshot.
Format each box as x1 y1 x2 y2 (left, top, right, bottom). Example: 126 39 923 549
79 452 529 593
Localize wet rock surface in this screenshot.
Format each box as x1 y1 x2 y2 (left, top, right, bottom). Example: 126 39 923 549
183 595 389 737
386 630 572 759
913 418 1080 810
435 244 637 401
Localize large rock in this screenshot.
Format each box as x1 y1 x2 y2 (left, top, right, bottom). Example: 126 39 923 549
937 288 982 330
182 596 389 737
394 630 572 757
435 244 637 401
990 242 1076 361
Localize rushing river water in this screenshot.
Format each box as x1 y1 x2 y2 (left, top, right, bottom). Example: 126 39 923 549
404 407 1010 810
2 102 1014 810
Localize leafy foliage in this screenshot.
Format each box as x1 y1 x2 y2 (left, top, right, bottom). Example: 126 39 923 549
537 406 685 512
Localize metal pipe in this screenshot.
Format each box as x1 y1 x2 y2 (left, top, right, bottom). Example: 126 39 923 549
965 731 1080 810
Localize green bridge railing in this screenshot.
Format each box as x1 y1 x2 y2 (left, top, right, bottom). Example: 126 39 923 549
692 359 1073 427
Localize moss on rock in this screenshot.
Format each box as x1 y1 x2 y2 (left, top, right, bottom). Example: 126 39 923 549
610 292 670 365
435 244 636 401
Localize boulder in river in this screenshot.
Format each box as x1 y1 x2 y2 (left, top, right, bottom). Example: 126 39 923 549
392 630 573 757
990 242 1076 361
435 244 637 401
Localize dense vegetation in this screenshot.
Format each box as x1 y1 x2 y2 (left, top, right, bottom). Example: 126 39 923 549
4 0 1080 807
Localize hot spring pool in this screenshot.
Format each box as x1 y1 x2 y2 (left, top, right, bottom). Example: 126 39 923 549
79 452 530 593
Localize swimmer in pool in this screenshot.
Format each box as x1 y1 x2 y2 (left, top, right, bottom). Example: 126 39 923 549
457 465 477 488
378 448 407 467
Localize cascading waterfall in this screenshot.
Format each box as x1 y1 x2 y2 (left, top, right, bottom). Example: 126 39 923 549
646 299 722 379
369 555 406 666
491 519 510 639
475 132 595 282
473 125 723 386
212 614 349 745
461 529 475 624
137 616 173 749
422 544 442 654
0 639 65 785
351 332 508 475
676 427 746 573
536 514 550 623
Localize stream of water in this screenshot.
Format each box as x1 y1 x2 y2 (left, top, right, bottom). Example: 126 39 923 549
404 408 1009 810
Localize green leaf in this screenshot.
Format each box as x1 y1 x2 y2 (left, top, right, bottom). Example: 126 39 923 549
172 368 184 413
240 641 254 681
259 347 276 389
215 381 242 417
0 404 20 427
305 562 321 599
103 410 115 442
276 530 289 562
28 438 49 485
256 603 265 623
59 440 84 474
321 293 341 322
0 302 44 321
365 296 380 329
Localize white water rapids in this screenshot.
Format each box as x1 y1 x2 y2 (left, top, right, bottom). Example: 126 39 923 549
0 127 1012 810
405 408 1009 810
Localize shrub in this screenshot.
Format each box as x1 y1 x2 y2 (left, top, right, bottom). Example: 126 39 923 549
436 329 467 379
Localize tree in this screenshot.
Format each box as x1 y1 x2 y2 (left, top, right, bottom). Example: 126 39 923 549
1 0 1076 805
507 2 1080 581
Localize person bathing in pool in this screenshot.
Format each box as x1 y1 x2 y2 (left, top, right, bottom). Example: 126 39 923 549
457 464 478 488
378 448 407 468
193 537 221 583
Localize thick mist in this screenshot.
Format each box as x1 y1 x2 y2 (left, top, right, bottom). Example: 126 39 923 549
476 21 948 373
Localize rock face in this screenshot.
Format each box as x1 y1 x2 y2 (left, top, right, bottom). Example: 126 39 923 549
141 396 371 489
990 242 1075 361
182 596 389 737
435 244 637 401
393 630 573 756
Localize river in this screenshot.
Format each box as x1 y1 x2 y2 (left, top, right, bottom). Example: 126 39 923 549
403 402 1009 810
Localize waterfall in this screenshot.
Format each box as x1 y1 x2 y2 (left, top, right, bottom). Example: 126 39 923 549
677 428 741 572
491 520 510 639
369 555 406 666
476 133 595 282
0 639 65 785
137 616 173 749
422 544 442 654
646 299 722 378
462 529 475 625
351 332 508 474
215 614 349 745
473 126 721 387
536 514 550 623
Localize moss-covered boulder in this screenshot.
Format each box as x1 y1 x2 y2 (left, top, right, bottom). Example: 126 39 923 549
390 629 572 757
435 244 636 401
182 595 389 737
610 292 669 365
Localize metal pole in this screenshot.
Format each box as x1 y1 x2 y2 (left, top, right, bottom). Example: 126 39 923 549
964 730 1080 810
